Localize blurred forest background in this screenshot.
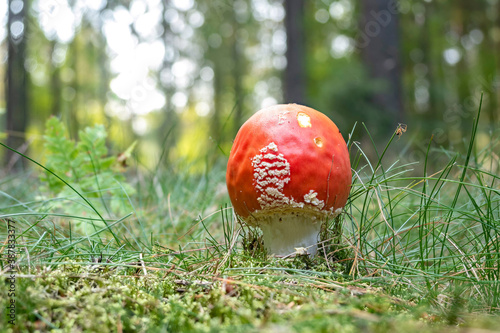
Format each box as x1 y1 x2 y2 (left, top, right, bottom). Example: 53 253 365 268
1 0 499 172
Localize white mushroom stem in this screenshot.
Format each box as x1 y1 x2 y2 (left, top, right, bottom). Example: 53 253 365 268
258 214 323 256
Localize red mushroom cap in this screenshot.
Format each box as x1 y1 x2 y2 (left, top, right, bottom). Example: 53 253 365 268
226 104 351 225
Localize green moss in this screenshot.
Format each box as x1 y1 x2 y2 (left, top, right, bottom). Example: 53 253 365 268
2 258 498 332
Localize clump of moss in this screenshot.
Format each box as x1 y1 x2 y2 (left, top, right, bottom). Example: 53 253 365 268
1 264 170 332
2 255 498 332
238 213 353 277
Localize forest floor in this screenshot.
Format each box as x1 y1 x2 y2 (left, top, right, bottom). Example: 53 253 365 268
1 113 500 332
2 245 500 332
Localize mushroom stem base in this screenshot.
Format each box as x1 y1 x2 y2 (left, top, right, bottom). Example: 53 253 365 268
258 215 323 256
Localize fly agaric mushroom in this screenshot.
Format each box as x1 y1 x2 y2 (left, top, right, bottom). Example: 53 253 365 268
226 104 351 256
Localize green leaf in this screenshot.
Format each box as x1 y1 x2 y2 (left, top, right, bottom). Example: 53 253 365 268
39 118 135 221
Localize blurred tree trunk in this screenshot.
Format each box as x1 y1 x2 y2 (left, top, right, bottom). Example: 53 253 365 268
97 28 113 148
495 1 500 127
49 40 62 116
284 0 306 104
67 36 80 139
232 18 245 137
421 2 441 116
454 3 471 139
211 60 223 144
232 29 245 138
359 0 404 126
159 0 179 164
486 0 500 127
5 0 28 170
